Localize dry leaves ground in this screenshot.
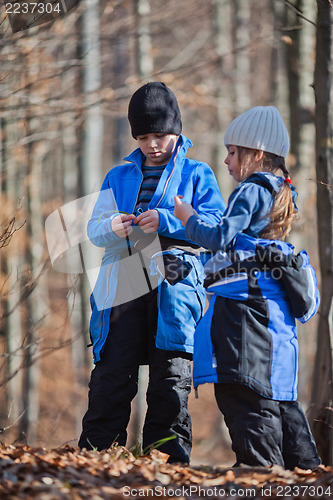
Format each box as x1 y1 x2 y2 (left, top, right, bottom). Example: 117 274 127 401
0 444 332 499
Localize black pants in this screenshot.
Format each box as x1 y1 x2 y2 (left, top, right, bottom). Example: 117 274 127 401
214 383 321 469
78 287 192 463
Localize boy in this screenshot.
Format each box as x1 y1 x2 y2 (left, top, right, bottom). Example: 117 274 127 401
78 82 225 463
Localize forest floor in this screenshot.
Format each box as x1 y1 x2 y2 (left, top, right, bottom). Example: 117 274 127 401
0 444 332 499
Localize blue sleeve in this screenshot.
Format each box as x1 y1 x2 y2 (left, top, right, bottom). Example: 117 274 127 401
291 250 320 323
86 174 125 249
185 183 271 252
158 163 226 241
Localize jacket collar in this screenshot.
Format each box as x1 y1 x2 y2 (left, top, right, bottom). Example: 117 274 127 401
123 134 192 170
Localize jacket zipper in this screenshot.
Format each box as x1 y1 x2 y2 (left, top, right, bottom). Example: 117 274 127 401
132 159 144 213
154 144 180 209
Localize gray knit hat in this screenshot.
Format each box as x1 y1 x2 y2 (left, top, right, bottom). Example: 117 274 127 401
224 106 290 158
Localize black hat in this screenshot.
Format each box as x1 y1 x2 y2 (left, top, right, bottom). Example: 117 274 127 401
128 82 182 139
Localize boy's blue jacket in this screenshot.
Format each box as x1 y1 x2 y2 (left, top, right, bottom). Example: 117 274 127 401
87 135 225 362
193 233 320 401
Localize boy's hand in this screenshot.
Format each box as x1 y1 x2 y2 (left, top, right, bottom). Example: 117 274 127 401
111 213 135 238
174 195 196 226
134 210 160 233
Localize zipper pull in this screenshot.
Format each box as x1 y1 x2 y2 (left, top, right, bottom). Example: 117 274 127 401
195 387 199 399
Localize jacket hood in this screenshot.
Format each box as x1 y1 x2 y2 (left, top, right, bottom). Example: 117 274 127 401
244 172 298 209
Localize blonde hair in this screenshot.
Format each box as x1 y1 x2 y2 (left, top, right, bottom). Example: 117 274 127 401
238 147 297 241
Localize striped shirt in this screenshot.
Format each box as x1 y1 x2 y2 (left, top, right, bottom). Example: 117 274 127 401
135 164 166 214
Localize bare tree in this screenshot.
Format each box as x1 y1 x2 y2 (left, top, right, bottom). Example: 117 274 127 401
283 0 303 170
309 0 333 466
213 0 234 197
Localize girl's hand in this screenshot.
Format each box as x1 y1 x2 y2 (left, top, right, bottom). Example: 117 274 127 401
111 213 135 238
174 195 196 226
134 209 160 233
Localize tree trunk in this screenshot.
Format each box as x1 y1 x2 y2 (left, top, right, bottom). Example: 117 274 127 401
284 0 303 170
2 117 24 436
82 0 104 195
68 0 104 439
230 0 251 115
309 0 333 466
213 0 234 198
135 0 153 80
21 124 42 445
20 56 46 443
61 12 90 440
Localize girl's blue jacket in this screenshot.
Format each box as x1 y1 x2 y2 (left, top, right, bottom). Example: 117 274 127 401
87 135 225 362
185 172 298 252
185 171 319 401
193 234 320 401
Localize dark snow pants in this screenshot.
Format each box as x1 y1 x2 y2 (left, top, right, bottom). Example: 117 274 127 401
214 383 321 469
78 286 192 463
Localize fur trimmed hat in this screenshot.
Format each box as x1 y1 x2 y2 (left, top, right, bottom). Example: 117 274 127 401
128 82 182 139
224 106 290 158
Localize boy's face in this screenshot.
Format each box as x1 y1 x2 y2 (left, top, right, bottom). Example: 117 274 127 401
137 133 178 166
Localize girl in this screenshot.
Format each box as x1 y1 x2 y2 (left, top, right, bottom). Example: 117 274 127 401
174 106 321 469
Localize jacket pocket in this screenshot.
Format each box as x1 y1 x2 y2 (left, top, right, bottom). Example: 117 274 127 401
162 253 193 285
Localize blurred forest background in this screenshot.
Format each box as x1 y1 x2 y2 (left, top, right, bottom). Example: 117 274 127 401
0 0 332 466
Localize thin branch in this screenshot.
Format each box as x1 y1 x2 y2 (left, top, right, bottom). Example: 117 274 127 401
0 407 28 434
0 202 26 250
1 258 51 319
0 331 81 388
279 0 317 27
307 178 333 192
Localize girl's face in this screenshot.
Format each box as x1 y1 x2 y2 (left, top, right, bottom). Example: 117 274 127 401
224 145 262 182
137 133 178 166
